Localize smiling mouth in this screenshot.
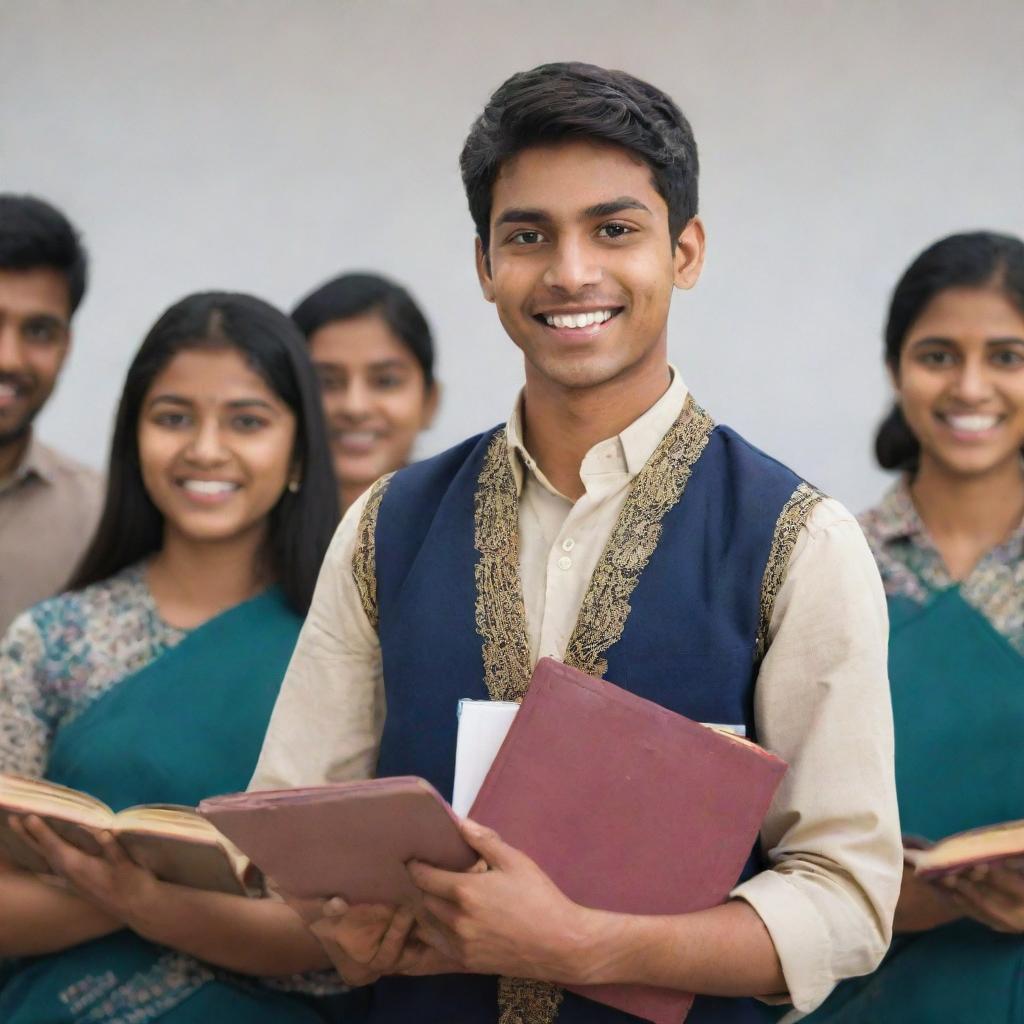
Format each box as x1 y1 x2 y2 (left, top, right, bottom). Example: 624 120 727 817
534 308 623 330
937 412 1004 434
331 429 382 454
176 479 242 497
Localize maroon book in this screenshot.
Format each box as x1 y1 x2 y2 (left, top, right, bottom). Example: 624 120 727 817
469 658 787 1024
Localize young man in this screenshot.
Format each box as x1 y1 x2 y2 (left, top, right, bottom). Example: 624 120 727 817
252 63 902 1022
0 195 102 634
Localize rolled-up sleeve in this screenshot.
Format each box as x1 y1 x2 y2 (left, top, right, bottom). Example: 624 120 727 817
250 489 385 791
731 498 901 1015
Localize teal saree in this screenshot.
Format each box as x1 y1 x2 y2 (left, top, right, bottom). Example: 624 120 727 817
0 585 351 1023
806 586 1024 1023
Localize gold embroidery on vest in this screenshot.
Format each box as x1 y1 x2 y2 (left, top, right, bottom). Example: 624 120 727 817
755 481 824 661
475 397 714 1024
352 473 394 631
475 432 533 702
563 394 715 678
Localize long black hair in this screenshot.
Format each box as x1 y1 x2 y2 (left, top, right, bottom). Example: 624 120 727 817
291 271 436 388
69 292 339 614
875 231 1024 472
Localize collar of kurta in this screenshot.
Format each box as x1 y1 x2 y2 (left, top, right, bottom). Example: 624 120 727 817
503 364 690 498
0 432 57 494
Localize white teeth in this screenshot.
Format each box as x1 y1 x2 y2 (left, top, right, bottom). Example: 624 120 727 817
335 431 376 444
946 414 999 432
543 310 615 329
0 384 17 398
181 480 239 495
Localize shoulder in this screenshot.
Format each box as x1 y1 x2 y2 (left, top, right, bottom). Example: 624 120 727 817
5 565 147 665
35 442 104 506
385 429 501 499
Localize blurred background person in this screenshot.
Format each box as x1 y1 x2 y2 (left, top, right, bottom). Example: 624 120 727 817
806 231 1024 1022
0 195 102 634
0 293 349 1023
292 272 439 513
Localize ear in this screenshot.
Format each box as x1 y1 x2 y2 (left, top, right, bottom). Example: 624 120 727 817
673 217 706 291
475 236 496 303
422 380 441 428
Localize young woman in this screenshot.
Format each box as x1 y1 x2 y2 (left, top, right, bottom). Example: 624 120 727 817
0 293 351 1022
807 231 1024 1021
291 273 439 513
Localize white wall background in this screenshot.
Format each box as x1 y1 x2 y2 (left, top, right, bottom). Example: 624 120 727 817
2 0 1022 511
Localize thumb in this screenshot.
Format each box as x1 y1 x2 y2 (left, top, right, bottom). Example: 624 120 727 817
460 818 516 869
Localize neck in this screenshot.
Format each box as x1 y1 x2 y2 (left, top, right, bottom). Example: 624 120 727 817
522 354 672 500
910 456 1024 577
0 431 31 481
147 525 269 629
340 480 369 516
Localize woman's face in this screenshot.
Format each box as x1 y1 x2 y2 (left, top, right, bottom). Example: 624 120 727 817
138 346 297 546
309 312 437 499
895 286 1024 479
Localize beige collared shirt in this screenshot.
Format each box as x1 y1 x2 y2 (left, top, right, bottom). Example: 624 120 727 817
252 371 901 1014
0 435 104 636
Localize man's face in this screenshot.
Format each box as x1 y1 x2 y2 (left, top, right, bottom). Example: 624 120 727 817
0 268 72 446
477 140 703 394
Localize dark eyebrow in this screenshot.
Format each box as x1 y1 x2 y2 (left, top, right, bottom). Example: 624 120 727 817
495 208 553 227
582 197 652 219
23 312 68 330
908 336 956 350
987 336 1024 346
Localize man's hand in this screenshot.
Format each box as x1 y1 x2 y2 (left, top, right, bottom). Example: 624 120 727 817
942 861 1024 933
13 814 158 927
408 818 594 983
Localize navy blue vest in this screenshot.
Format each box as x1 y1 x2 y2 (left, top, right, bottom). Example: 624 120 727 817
368 421 803 1024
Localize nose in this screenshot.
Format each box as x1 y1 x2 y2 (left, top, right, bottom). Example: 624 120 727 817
0 322 27 372
541 236 602 295
952 357 996 405
185 416 230 464
334 378 373 420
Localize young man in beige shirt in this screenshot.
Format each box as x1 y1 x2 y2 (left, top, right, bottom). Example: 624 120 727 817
252 63 902 1022
0 195 103 635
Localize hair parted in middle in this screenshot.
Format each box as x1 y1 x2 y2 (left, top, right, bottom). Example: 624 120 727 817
69 291 339 614
460 62 699 252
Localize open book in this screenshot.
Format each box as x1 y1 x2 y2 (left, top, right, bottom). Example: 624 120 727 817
904 819 1024 878
0 773 259 895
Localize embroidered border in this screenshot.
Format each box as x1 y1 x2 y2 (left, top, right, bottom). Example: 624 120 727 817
474 432 533 702
755 482 824 661
352 473 394 631
563 394 715 677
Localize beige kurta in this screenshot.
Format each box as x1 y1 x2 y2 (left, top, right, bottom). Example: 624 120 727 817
252 371 902 1014
0 435 103 635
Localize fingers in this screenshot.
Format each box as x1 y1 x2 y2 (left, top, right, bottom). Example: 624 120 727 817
369 906 416 970
407 860 463 900
460 819 513 868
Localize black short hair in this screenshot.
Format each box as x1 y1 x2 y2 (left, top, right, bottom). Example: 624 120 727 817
291 272 435 387
460 62 699 251
875 230 1024 472
70 292 339 614
0 194 88 313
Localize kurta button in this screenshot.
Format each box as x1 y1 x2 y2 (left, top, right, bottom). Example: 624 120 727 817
557 555 572 571
562 538 575 552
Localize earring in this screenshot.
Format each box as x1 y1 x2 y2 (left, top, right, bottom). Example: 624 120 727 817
287 478 301 493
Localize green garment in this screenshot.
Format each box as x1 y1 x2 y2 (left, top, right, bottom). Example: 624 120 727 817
0 588 355 1023
805 587 1024 1023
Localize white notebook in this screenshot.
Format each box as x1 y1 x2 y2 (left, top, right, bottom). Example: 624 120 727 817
451 699 519 816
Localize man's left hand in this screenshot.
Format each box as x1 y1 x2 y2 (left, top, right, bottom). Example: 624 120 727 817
408 818 595 983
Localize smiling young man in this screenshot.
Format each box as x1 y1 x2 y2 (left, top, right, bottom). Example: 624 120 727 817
251 63 902 1022
0 195 102 634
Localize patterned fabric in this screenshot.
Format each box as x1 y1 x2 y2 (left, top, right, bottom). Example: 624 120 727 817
0 565 185 778
859 479 1024 653
0 566 339 1020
